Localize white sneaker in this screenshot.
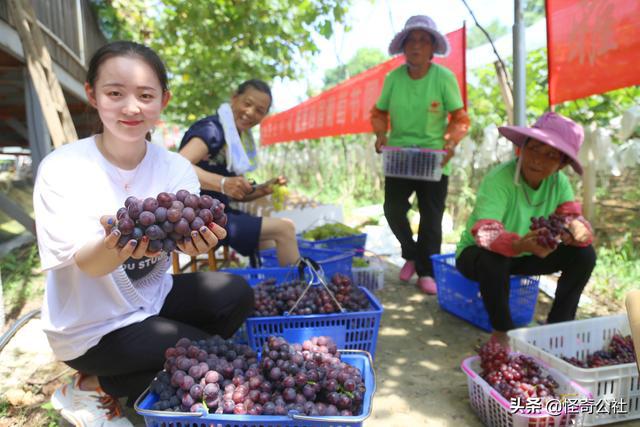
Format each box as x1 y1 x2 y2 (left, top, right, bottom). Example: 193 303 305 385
51 374 134 427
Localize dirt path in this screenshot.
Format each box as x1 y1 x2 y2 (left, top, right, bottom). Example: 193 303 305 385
364 264 485 426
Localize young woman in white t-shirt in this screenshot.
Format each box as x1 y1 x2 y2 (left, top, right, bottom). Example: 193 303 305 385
34 41 254 426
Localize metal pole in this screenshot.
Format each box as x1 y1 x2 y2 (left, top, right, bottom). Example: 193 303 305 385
513 0 527 125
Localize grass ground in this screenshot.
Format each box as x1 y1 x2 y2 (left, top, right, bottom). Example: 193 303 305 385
0 180 33 243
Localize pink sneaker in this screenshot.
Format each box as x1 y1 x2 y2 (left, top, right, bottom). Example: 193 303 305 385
399 260 416 282
417 276 437 295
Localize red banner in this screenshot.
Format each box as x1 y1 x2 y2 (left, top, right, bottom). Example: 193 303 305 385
546 0 640 105
261 26 466 145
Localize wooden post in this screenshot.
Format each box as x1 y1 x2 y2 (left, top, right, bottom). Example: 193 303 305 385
171 252 180 274
8 0 77 148
494 60 514 125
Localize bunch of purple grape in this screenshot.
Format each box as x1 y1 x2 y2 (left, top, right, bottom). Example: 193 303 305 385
253 273 370 317
257 335 366 416
149 335 366 416
478 341 560 402
562 334 636 368
529 214 567 249
114 190 227 253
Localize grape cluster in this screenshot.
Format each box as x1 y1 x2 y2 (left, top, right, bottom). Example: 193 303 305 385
562 334 636 368
257 336 365 416
301 223 361 241
115 190 227 253
478 341 559 402
271 184 290 212
149 335 366 417
253 273 369 317
529 214 567 249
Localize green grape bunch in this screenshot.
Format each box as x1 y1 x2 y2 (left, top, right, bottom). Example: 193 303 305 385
302 223 361 241
352 257 369 268
271 184 290 212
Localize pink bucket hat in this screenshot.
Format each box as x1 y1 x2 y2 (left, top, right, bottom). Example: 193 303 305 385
498 112 584 175
388 15 450 57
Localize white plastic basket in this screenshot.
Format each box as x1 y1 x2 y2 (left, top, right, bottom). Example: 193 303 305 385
462 354 591 427
382 147 445 181
352 255 385 292
508 314 639 425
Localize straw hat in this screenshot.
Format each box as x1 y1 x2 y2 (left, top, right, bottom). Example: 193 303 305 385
388 15 450 57
499 112 584 175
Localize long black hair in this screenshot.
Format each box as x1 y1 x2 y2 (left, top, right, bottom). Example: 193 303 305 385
87 41 168 92
87 41 169 137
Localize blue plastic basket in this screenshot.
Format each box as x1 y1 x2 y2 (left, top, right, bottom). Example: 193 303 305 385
134 351 375 427
431 253 540 332
245 287 383 357
245 286 383 359
260 247 353 280
221 266 305 287
297 233 367 252
221 266 382 358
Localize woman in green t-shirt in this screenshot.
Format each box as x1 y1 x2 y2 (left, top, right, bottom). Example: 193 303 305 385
455 112 596 347
370 15 470 294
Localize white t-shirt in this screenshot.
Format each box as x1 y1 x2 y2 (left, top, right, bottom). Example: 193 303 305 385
33 136 200 361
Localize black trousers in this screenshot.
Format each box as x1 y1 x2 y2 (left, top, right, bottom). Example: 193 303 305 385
456 244 597 331
383 175 449 277
65 272 254 405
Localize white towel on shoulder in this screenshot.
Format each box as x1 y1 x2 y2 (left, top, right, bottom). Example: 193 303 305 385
218 103 252 175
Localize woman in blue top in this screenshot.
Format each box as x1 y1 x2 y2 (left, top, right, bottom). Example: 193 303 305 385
179 80 300 266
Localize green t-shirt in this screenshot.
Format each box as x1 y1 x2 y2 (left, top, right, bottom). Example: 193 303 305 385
375 63 464 176
456 159 575 257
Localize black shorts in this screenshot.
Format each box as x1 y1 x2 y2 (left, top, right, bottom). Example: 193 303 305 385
220 208 263 256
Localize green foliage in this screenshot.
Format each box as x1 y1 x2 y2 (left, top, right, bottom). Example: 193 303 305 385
524 0 546 27
555 89 640 129
0 399 8 418
39 402 62 427
466 63 506 140
322 47 386 89
91 0 351 124
249 134 383 210
466 19 509 49
1 243 42 318
591 234 640 300
0 399 62 427
89 0 158 41
466 47 640 138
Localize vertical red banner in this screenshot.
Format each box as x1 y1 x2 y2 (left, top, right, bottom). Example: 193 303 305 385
261 25 467 145
546 0 640 105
